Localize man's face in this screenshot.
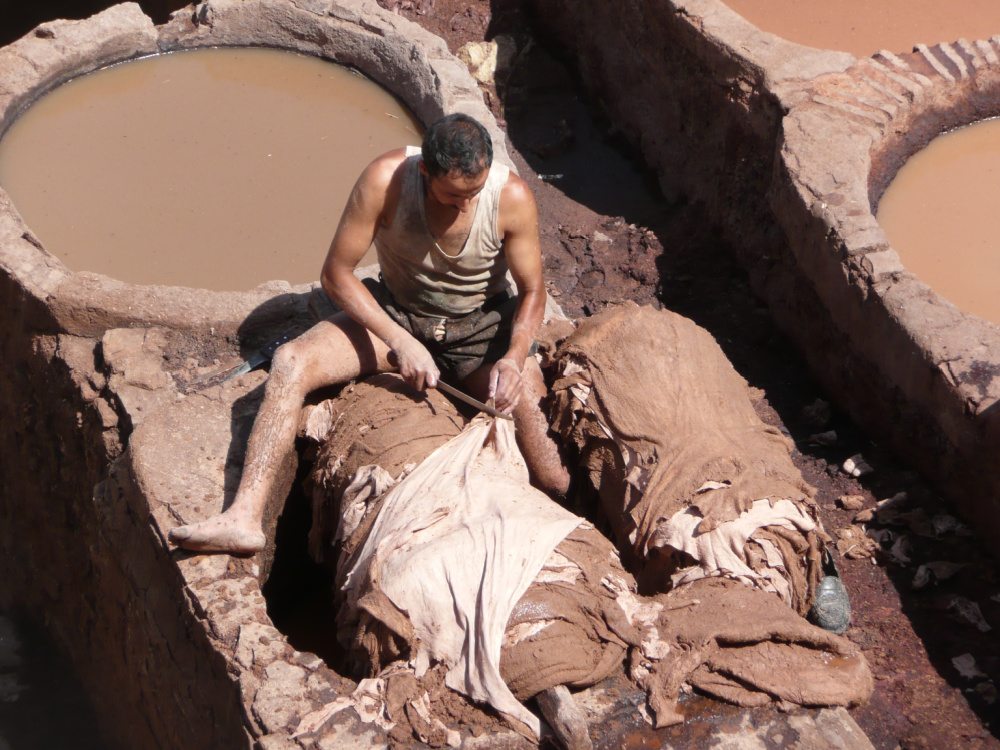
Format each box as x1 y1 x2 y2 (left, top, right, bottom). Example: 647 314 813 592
422 164 489 214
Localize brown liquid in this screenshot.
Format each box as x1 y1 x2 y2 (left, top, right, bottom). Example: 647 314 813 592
824 655 861 670
0 48 421 291
721 0 1000 58
877 118 1000 325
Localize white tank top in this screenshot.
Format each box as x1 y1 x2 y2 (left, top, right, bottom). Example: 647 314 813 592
374 146 511 317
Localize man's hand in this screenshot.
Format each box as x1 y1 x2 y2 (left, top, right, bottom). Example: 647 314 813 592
489 358 524 414
388 331 440 390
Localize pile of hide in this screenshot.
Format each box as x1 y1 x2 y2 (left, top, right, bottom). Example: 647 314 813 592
305 374 466 569
305 375 632 742
550 303 827 615
300 320 873 742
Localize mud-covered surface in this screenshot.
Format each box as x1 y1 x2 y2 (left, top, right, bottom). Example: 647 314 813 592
379 2 1000 748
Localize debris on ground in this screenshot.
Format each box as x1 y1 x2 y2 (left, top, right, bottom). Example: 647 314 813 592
842 454 873 479
550 303 827 616
839 495 864 511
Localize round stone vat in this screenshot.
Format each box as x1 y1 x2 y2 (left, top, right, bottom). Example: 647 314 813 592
0 0 510 338
875 117 1000 327
719 0 1000 59
781 45 1000 542
0 2 512 748
527 0 1000 547
0 45 423 291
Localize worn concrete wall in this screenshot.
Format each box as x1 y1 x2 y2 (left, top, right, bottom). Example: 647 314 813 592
529 0 1000 545
770 44 1000 543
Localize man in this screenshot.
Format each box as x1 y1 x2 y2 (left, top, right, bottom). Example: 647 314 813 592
169 113 570 553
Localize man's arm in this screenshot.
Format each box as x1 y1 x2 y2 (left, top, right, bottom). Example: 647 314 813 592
490 173 547 411
320 150 440 389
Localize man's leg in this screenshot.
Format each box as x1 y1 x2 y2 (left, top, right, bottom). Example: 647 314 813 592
168 313 394 553
463 357 571 496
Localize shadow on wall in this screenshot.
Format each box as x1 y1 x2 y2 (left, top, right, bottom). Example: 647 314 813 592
0 0 189 46
0 610 109 750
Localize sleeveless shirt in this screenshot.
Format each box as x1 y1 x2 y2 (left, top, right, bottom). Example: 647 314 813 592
374 145 511 318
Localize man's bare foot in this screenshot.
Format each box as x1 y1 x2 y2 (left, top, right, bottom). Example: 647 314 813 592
167 512 266 554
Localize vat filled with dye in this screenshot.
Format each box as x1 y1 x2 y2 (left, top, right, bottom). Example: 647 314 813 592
721 0 1000 57
0 47 420 291
876 118 1000 325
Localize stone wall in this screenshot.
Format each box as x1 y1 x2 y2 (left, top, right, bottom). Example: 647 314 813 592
529 0 1000 545
529 0 852 287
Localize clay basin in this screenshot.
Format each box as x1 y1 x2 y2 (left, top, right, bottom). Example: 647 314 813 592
527 0 1000 547
0 46 423 291
779 47 1000 541
875 117 1000 327
719 0 1000 59
0 0 510 338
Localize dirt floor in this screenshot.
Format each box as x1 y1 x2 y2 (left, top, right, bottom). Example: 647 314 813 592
375 1 1000 748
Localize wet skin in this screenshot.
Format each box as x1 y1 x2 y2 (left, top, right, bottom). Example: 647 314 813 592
168 148 569 554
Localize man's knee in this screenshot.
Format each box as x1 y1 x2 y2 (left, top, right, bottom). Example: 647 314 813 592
269 340 312 388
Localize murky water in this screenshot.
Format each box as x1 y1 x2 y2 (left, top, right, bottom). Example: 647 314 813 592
721 0 1000 58
877 118 1000 326
0 47 422 291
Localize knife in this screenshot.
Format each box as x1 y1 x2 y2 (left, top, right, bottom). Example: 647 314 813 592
191 329 299 387
436 380 515 421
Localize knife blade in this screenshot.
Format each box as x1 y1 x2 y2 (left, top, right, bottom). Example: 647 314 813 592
436 381 514 421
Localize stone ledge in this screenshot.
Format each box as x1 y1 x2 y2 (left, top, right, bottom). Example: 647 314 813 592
530 0 1000 547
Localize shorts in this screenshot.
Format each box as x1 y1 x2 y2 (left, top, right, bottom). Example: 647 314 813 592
363 277 534 381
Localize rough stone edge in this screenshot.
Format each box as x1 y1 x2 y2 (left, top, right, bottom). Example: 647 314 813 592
125 367 380 749
674 0 856 87
772 43 1000 539
0 0 510 338
530 0 1000 547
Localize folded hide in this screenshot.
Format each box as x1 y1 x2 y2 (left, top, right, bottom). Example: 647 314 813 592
329 408 584 737
308 374 466 565
624 577 874 726
550 303 826 614
500 524 638 701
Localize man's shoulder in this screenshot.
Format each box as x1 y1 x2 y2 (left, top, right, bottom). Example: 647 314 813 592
498 171 538 227
363 147 411 187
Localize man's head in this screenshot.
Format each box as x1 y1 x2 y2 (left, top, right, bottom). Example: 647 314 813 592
421 114 493 180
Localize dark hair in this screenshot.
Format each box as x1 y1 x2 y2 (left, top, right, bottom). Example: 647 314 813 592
421 113 493 179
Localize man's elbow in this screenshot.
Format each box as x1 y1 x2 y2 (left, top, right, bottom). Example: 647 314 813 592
517 281 547 305
320 265 352 303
